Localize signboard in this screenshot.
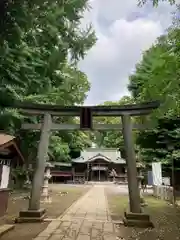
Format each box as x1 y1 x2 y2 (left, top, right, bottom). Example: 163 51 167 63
0 165 10 188
91 166 107 171
162 177 170 186
147 171 153 185
152 162 162 186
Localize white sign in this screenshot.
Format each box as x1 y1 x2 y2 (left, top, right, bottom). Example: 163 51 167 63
162 177 170 186
0 165 10 188
91 166 107 171
152 162 162 186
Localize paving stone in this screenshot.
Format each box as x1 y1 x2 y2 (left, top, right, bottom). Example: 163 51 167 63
91 228 103 238
70 221 82 230
60 216 72 221
48 234 64 240
33 237 49 240
64 229 77 239
103 234 117 240
49 221 62 228
93 222 103 230
61 221 71 227
79 226 92 235
103 222 114 233
62 238 75 240
38 232 51 237
76 234 90 240
82 220 93 228
64 224 79 239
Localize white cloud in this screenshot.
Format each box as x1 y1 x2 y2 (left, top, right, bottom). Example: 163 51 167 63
79 0 176 105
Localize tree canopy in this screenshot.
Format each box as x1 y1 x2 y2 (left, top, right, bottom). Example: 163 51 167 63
96 7 180 170
0 0 96 164
127 9 180 167
138 0 176 6
1 0 180 170
90 96 134 157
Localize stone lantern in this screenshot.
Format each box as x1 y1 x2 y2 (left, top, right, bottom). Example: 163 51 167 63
136 162 147 206
41 162 53 203
109 169 117 182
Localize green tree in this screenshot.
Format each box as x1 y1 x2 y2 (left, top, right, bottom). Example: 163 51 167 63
91 96 134 155
138 0 175 6
0 0 96 167
128 29 180 118
128 11 180 168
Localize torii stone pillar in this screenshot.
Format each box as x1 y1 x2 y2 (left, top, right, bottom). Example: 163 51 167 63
17 113 52 222
121 115 153 227
121 115 141 213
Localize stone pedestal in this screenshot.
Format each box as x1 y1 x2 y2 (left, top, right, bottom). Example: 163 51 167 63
16 209 46 223
137 175 148 207
123 211 154 228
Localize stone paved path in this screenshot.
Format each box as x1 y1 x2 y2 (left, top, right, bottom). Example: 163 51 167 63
35 185 118 240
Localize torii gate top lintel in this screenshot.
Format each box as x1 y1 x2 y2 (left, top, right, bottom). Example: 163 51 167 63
10 100 160 116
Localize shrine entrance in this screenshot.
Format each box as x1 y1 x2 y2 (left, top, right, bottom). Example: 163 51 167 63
91 166 108 181
8 101 159 226
89 158 109 181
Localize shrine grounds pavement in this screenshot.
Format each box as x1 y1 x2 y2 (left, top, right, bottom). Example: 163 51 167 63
34 184 118 240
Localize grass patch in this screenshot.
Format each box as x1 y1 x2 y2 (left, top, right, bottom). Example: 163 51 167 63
107 192 180 240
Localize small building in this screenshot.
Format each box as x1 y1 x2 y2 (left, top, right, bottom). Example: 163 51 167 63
0 133 24 217
50 162 72 183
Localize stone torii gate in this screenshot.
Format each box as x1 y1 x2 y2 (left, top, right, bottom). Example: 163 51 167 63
12 101 159 226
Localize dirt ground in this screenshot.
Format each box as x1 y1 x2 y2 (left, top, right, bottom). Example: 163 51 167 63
106 190 180 240
0 184 90 240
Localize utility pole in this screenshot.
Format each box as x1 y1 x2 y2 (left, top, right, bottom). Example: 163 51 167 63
167 144 176 206
171 158 176 206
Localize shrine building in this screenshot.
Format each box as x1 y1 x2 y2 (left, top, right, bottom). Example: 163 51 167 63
50 148 127 183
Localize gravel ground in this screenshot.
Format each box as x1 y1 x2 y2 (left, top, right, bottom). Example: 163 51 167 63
106 185 180 240
0 184 90 240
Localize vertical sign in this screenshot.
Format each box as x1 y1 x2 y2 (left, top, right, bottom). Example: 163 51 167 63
152 162 162 186
148 171 153 185
80 107 92 130
0 165 10 188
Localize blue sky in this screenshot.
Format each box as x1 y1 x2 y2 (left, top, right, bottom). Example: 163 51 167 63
78 0 178 105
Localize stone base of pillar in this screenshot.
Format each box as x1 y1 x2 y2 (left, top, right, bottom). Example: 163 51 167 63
123 211 154 228
15 209 46 223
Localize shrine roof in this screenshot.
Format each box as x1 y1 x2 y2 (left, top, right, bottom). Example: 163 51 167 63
50 162 72 167
0 133 24 164
72 153 125 164
0 134 15 146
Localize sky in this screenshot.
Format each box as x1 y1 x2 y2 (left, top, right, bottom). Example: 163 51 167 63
78 0 177 105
